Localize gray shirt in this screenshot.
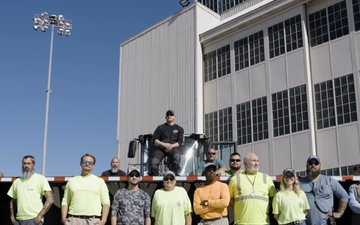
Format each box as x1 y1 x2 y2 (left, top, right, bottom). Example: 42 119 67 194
111 188 151 225
299 175 348 225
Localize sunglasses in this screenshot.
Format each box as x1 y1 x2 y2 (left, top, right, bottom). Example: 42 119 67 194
166 114 174 117
308 162 319 166
128 173 140 178
82 160 94 165
230 159 241 162
208 153 216 155
163 177 175 181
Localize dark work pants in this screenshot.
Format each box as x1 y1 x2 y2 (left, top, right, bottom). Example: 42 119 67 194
150 147 181 176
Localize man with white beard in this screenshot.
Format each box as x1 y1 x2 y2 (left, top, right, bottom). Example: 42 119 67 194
228 153 276 225
7 155 54 225
101 157 126 176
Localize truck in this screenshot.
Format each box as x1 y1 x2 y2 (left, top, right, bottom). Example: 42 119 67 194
127 133 237 176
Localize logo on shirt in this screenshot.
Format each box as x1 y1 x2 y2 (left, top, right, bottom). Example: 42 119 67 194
173 129 179 134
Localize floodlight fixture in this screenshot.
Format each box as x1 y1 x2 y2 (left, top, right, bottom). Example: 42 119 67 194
179 0 190 7
33 12 72 175
65 29 71 36
33 12 72 37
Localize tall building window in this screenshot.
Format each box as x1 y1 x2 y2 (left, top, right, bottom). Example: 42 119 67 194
268 21 285 58
285 15 303 52
234 30 264 71
204 51 217 82
315 75 357 129
272 90 290 137
315 80 335 129
198 0 219 13
217 45 231 78
335 74 357 124
204 44 231 83
328 1 349 40
252 97 268 141
308 1 349 47
234 37 249 71
353 0 360 31
219 107 233 141
268 14 303 58
249 31 264 65
205 111 218 142
290 84 309 133
309 9 328 47
236 102 251 145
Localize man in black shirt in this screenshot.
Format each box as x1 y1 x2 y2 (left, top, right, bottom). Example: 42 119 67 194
101 157 126 176
150 109 184 176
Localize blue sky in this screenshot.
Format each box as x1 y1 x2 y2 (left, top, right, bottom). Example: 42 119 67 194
0 1 191 177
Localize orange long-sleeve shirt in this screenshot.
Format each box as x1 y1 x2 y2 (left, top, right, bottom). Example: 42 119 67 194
193 181 230 219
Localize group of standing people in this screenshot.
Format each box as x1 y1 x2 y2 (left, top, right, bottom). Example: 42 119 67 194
5 152 360 225
4 109 359 225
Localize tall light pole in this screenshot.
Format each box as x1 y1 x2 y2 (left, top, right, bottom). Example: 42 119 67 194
33 12 72 175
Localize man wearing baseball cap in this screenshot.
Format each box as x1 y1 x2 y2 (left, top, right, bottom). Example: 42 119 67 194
194 164 230 225
299 156 348 225
151 171 192 225
150 109 184 176
111 167 151 225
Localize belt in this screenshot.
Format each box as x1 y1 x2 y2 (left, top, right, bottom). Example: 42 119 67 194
201 216 225 222
284 221 302 225
69 214 101 219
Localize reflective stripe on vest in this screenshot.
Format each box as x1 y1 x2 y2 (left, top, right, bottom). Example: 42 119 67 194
234 172 268 202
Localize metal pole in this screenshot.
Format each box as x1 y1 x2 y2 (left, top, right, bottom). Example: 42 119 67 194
41 25 55 175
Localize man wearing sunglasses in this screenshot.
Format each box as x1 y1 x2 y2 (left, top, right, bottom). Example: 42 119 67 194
111 167 151 225
150 109 184 176
61 153 110 225
196 148 227 176
221 153 242 177
151 171 192 225
194 163 230 225
299 156 348 225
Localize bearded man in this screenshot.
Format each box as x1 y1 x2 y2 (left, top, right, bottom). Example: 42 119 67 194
7 155 54 225
101 157 126 176
228 152 276 225
221 152 242 176
299 156 348 225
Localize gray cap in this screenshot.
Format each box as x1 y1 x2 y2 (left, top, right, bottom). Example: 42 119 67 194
163 170 176 178
282 168 295 176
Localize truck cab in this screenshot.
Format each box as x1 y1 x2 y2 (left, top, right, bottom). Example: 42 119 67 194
127 133 236 176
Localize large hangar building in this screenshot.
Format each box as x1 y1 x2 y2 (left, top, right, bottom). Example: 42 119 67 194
117 0 360 176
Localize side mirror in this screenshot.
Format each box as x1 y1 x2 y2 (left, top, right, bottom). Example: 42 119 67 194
128 140 139 158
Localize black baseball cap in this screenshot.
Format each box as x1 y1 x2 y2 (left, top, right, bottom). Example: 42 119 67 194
166 109 175 116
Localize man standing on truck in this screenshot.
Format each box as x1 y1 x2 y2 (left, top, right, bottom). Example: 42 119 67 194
61 153 110 225
299 156 348 225
150 109 184 176
7 155 54 225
